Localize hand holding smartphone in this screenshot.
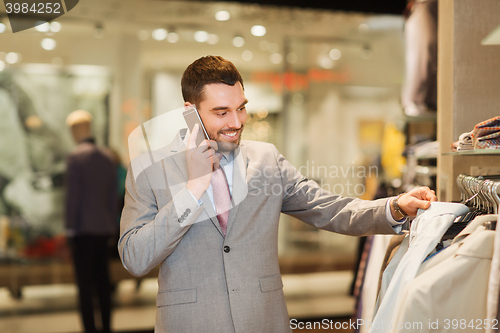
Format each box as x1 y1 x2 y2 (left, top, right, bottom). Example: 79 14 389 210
183 105 209 147
183 105 218 172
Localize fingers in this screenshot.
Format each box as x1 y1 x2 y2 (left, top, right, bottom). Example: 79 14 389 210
413 197 431 209
199 139 218 152
427 190 438 202
187 124 199 150
400 196 429 217
196 140 219 167
406 187 436 212
408 186 437 202
418 186 437 202
200 145 220 168
201 147 216 159
212 156 220 170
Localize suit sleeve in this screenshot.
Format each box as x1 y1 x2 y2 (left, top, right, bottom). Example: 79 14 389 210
118 162 203 277
273 145 397 236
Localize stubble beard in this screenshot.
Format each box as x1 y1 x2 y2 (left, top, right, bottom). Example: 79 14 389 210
208 125 244 152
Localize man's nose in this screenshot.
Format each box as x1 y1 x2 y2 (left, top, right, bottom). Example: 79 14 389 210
227 111 242 129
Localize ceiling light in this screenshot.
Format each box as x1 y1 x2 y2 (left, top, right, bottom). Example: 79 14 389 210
35 21 50 32
194 31 209 43
6 52 19 64
329 48 341 60
207 34 219 45
233 36 244 47
251 25 266 37
358 23 369 32
256 108 269 119
215 10 230 21
41 38 56 50
242 50 253 61
270 53 282 65
50 22 61 32
167 32 179 43
0 23 6 33
0 60 5 71
152 28 167 41
318 55 334 69
138 30 149 41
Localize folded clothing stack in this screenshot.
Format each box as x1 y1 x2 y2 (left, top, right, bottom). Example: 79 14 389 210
451 132 473 152
458 132 474 151
472 116 500 149
451 116 500 151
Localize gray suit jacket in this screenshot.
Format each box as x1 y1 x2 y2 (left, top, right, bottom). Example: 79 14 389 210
119 130 396 333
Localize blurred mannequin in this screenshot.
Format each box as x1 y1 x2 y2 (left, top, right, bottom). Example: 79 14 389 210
401 0 438 117
65 110 117 333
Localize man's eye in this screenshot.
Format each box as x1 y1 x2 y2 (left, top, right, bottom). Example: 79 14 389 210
238 107 246 111
218 112 227 116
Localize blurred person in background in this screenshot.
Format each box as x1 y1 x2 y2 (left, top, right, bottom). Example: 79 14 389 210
65 110 117 333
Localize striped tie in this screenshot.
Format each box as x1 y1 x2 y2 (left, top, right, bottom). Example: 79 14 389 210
211 153 230 234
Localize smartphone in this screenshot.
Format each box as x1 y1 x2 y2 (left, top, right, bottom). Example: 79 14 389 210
183 105 209 146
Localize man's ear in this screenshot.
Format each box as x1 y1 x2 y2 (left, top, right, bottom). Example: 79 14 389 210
184 102 192 107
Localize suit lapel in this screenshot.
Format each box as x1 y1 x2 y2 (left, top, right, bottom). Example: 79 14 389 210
170 130 223 235
200 191 224 236
170 130 189 181
225 145 248 236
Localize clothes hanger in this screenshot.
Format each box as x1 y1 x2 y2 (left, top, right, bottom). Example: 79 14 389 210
444 176 498 240
484 180 500 230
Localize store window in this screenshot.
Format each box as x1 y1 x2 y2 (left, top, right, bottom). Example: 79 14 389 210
0 65 111 297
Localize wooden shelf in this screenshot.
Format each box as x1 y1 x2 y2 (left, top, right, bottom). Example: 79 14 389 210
443 149 500 156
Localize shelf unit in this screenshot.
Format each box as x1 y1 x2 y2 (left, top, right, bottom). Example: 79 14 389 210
437 0 500 202
443 150 500 156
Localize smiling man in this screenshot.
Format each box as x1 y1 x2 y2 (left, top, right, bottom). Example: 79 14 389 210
118 55 437 333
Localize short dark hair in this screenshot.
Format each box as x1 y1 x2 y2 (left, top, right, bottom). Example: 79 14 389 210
181 56 244 107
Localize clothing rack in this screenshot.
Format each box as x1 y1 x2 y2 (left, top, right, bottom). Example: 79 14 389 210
457 174 500 214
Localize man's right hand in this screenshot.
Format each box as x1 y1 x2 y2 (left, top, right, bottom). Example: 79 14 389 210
186 124 218 200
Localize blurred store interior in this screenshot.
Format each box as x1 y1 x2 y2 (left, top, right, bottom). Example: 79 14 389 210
1 0 499 332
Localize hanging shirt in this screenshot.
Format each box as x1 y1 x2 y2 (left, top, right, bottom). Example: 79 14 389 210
391 226 495 333
486 213 500 333
369 202 469 333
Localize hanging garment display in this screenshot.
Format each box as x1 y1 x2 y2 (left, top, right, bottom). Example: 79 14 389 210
391 226 495 333
362 175 499 333
358 235 394 333
487 213 500 333
369 202 469 332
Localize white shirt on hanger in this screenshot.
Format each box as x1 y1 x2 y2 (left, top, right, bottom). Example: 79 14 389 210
369 202 469 333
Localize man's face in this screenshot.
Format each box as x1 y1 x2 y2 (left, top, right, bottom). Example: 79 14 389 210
187 82 248 147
